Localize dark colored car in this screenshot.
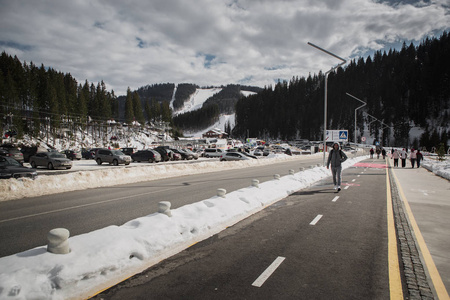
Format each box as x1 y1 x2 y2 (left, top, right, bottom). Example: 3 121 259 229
82 148 101 159
29 152 73 170
131 150 161 163
62 149 82 160
170 148 194 160
153 147 171 162
20 146 38 162
0 147 24 164
120 147 136 156
0 156 37 179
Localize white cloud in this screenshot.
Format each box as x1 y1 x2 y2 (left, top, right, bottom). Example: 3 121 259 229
0 0 449 95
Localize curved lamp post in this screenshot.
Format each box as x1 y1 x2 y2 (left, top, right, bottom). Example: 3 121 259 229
346 93 366 145
308 42 347 166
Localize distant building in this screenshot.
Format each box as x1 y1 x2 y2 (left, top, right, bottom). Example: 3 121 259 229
202 128 228 139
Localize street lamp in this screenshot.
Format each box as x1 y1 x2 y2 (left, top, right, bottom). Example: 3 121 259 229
308 42 347 166
346 93 366 145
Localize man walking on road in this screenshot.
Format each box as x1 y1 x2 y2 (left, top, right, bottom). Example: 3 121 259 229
327 142 348 192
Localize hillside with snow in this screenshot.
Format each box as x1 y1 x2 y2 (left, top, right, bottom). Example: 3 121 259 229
171 87 256 137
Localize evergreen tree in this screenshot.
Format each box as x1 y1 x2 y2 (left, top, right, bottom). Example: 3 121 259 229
124 87 134 124
132 91 145 125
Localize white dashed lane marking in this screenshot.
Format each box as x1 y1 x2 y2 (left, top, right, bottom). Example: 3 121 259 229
252 256 286 287
310 214 323 225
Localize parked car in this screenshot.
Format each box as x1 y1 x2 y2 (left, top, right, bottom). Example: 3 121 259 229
0 146 24 164
153 147 171 162
20 146 38 162
184 149 199 160
220 152 251 162
254 146 270 156
62 149 82 160
131 150 161 163
0 156 37 179
29 152 73 170
82 148 102 159
241 152 258 159
203 148 225 158
95 149 131 166
166 149 181 161
170 148 193 160
120 147 136 156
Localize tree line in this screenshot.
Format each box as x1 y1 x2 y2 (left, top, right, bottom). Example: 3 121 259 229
233 32 449 150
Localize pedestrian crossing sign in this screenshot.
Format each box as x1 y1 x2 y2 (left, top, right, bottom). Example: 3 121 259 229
327 130 348 142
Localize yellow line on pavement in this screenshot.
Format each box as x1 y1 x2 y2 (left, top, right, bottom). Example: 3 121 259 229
386 165 404 300
391 168 450 300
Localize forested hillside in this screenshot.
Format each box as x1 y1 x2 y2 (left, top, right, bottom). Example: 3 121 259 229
234 32 450 150
173 83 198 111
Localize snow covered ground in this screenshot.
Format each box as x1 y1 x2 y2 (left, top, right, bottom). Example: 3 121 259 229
0 153 447 300
422 156 450 180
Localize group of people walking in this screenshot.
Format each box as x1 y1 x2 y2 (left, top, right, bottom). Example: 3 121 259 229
370 147 423 168
391 148 423 168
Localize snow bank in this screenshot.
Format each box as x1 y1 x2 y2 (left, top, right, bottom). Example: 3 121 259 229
0 156 366 300
422 157 450 180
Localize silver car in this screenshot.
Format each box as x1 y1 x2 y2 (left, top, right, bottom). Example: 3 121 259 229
95 149 131 166
220 152 251 162
30 152 73 170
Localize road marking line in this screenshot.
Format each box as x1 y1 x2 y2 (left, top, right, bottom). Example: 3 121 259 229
332 196 339 202
310 214 323 225
0 184 194 224
352 179 356 182
344 186 349 190
357 175 361 177
391 166 449 299
252 256 285 287
386 163 404 299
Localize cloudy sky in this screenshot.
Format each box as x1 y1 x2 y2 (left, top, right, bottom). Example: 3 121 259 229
1 0 449 96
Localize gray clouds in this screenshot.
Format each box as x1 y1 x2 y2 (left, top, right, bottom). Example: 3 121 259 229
1 0 449 95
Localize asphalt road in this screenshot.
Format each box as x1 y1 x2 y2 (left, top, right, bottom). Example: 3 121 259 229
93 160 391 299
0 157 325 258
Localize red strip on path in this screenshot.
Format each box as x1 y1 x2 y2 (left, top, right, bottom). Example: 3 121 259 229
354 162 388 169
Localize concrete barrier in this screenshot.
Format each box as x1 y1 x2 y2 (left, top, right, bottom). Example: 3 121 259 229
217 188 227 198
251 179 259 188
158 201 172 217
47 228 70 254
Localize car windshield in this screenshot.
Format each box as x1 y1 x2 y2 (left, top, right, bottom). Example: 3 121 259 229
0 156 21 166
47 152 66 158
111 150 125 156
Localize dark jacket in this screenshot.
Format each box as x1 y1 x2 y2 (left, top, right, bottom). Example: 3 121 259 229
327 147 348 168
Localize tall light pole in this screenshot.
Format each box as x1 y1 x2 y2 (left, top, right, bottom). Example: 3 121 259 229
308 42 347 166
346 93 366 145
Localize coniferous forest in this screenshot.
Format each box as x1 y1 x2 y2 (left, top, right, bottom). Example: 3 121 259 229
234 32 449 150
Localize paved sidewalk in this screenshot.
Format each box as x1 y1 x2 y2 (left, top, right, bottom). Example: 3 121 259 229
390 161 450 300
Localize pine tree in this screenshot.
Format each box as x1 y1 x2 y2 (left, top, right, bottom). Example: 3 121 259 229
124 88 134 125
132 91 145 125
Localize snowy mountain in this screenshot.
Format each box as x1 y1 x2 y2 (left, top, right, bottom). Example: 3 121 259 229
171 87 256 137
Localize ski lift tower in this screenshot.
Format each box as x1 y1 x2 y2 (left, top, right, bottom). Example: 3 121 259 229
156 119 171 146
